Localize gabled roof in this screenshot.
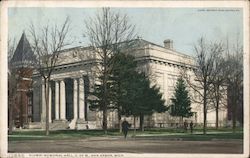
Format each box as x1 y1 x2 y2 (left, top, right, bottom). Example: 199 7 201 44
11 32 36 67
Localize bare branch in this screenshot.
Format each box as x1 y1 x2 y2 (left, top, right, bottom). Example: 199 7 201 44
84 8 137 132
28 17 72 135
8 37 17 62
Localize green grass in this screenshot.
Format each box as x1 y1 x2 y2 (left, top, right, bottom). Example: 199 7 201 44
8 129 119 141
133 127 243 141
142 127 243 133
135 132 243 141
8 127 243 141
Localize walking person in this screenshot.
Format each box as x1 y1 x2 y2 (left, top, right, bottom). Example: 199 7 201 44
190 121 194 134
184 120 188 132
122 119 130 139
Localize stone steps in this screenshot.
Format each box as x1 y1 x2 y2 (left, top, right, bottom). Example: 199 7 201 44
50 120 69 130
25 120 97 130
24 122 43 129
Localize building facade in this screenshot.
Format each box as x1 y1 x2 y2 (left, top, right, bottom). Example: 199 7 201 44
9 32 36 128
9 33 228 129
29 38 227 130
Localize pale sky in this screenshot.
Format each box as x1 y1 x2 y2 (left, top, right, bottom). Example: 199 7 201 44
8 7 243 56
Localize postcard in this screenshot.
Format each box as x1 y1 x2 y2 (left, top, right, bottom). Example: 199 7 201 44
1 1 249 158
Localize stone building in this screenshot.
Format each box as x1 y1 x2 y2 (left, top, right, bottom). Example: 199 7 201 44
29 38 227 130
9 33 228 130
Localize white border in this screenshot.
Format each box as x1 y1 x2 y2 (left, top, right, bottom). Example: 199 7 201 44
1 0 248 8
1 1 249 158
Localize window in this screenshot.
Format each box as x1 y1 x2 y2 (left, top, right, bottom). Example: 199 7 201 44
28 95 32 105
28 106 32 115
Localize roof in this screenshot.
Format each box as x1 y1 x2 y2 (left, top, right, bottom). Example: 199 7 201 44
10 32 36 67
130 38 192 58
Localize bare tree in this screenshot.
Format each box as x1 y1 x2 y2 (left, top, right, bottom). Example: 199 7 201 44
8 38 16 61
224 39 243 132
85 8 136 133
29 17 71 135
183 37 223 134
210 49 227 129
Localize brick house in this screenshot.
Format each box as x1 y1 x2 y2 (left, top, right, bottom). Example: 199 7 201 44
9 32 36 128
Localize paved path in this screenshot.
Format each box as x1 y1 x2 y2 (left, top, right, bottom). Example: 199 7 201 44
8 137 243 154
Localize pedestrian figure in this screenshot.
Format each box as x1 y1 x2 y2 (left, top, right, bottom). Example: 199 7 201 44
122 119 130 139
184 120 188 132
190 121 193 133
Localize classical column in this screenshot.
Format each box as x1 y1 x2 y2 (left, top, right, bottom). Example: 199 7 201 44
79 77 85 120
55 81 60 120
49 84 52 123
41 82 46 122
60 80 66 120
73 78 78 120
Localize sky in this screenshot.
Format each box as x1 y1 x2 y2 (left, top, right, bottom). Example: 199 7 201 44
8 7 243 56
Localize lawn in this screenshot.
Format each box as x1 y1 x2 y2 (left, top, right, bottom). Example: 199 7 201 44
8 127 243 141
8 129 119 141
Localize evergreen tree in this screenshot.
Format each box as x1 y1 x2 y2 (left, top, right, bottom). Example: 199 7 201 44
89 52 167 132
109 53 138 132
88 76 113 111
88 53 139 131
123 72 167 131
170 77 193 122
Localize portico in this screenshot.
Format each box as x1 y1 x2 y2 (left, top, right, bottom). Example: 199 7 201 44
38 70 91 129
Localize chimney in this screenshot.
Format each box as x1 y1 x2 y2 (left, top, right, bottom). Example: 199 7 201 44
163 39 173 49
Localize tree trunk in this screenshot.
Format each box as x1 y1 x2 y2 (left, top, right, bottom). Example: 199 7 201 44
232 109 236 133
215 84 220 130
103 107 107 134
44 78 50 136
102 51 108 134
232 83 237 133
215 106 219 129
133 116 136 137
139 114 144 132
118 109 122 133
181 116 183 124
117 82 122 133
232 90 236 133
203 85 207 135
